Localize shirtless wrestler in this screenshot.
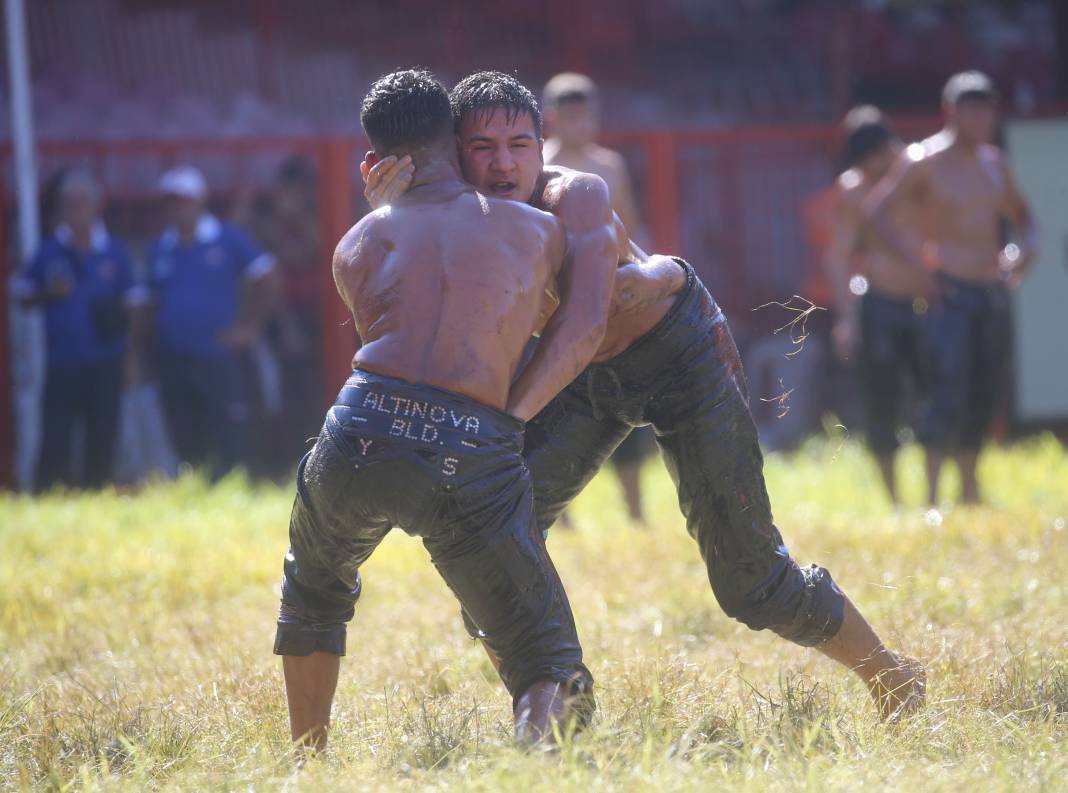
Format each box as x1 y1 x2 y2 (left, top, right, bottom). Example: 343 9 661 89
365 71 926 719
274 69 617 754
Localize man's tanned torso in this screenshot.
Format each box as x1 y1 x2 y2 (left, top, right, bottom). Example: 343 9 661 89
334 180 565 413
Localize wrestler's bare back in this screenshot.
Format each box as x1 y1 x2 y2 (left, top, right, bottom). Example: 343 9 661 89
333 182 565 411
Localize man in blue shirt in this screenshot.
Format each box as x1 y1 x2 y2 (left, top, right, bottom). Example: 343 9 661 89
17 170 143 490
147 166 276 477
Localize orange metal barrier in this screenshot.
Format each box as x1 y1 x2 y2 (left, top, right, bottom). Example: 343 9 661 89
3 118 955 486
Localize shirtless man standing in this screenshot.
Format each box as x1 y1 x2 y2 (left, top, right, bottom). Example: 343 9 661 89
542 71 651 525
365 71 925 718
275 70 617 753
824 106 934 503
541 72 644 242
865 72 1037 506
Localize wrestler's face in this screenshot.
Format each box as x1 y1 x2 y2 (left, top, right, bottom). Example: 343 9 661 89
457 108 543 203
948 98 997 144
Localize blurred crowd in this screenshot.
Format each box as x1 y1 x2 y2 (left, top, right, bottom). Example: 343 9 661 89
11 71 671 521
2 0 1061 506
0 0 1057 142
13 158 326 490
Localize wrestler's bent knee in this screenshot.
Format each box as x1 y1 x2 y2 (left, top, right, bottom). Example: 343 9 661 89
274 547 360 656
717 561 844 648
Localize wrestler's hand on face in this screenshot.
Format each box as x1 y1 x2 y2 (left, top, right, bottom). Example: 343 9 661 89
360 153 414 209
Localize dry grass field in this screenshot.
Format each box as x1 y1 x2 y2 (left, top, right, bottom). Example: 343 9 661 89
2 436 1066 791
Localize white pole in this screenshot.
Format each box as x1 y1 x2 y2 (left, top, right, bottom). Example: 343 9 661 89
5 0 37 255
5 0 42 490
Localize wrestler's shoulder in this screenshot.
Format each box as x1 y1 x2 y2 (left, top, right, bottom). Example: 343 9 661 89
334 208 391 264
542 166 611 213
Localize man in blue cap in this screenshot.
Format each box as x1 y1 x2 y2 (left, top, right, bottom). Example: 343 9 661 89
147 165 276 477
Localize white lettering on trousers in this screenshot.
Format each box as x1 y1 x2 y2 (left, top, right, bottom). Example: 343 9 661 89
360 391 481 435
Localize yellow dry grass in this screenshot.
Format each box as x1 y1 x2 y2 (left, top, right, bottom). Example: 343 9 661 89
2 436 1066 791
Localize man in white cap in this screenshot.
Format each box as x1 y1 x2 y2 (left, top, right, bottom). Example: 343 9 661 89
146 165 276 477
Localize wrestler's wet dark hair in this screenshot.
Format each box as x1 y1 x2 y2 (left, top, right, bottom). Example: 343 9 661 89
450 71 543 138
360 69 454 156
943 70 998 106
842 105 895 168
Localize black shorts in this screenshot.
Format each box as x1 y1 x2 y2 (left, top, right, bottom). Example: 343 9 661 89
523 261 844 647
919 274 1010 452
858 290 931 455
274 370 593 706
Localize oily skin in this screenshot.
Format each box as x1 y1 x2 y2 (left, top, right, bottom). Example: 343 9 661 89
287 137 616 757
339 155 588 418
364 109 926 721
363 109 688 363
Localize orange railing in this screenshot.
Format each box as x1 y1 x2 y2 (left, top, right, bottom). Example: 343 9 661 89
3 118 957 486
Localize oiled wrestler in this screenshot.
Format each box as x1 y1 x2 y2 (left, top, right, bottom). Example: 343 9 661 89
275 69 617 753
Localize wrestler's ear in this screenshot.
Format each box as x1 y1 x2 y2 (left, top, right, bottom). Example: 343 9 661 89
359 151 378 183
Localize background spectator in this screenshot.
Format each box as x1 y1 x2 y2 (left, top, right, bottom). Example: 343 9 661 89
146 166 276 478
15 170 141 490
543 71 654 526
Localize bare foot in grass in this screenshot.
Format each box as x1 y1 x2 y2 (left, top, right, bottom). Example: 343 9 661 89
869 655 926 721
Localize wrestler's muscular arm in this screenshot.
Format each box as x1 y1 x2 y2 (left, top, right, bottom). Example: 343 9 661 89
862 154 936 296
331 212 385 337
363 158 684 318
507 176 617 420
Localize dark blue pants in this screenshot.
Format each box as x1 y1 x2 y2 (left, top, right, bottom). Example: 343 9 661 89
37 358 123 491
919 276 1010 452
275 372 594 711
859 290 931 455
158 352 250 477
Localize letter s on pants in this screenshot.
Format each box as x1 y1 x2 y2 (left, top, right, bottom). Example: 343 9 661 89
442 457 458 476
